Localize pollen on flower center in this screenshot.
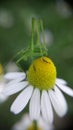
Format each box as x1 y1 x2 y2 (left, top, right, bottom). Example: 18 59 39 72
27 57 57 90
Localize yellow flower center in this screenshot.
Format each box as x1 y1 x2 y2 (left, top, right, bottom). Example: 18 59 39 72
27 57 56 90
0 64 3 75
27 123 41 130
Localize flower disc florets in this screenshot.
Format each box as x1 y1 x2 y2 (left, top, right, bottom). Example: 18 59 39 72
27 57 56 90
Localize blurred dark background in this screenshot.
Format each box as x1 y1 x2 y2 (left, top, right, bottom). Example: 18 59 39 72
0 0 73 130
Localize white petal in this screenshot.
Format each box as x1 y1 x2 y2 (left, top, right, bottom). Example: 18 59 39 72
3 81 28 96
4 72 26 80
12 122 23 130
10 86 33 114
11 114 32 130
12 114 31 130
49 86 68 117
38 116 54 130
6 76 26 86
41 90 53 123
56 83 73 97
56 78 67 85
0 82 5 92
29 88 40 120
20 114 32 129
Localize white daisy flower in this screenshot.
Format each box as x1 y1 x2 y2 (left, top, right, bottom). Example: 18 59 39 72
0 62 19 103
12 113 53 130
4 56 73 123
